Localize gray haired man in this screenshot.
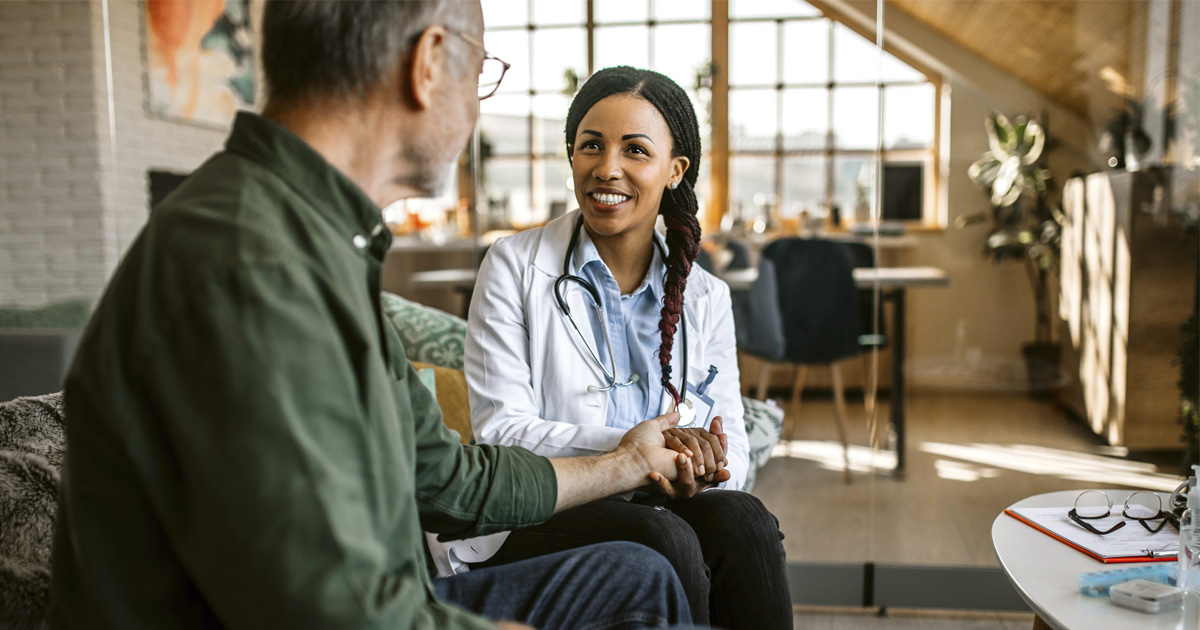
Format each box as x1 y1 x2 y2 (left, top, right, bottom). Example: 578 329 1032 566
50 2 695 628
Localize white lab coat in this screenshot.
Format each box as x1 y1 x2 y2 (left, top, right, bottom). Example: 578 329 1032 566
427 212 750 576
467 210 749 485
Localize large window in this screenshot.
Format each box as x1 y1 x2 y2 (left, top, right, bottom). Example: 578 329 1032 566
479 0 939 231
727 3 937 229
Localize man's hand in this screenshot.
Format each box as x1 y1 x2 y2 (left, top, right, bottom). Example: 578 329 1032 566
617 411 686 485
495 622 535 630
549 412 685 513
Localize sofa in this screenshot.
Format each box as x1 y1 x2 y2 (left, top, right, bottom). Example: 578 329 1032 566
0 300 91 403
0 293 782 628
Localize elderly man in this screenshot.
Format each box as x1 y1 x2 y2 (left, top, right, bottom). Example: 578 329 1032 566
49 2 699 629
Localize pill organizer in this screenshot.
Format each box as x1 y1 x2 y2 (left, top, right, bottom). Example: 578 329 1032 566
1078 564 1175 597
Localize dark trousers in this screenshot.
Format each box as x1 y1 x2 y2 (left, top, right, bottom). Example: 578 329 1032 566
436 541 693 630
473 490 792 630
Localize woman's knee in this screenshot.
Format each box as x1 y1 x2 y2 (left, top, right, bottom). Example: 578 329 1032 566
625 509 706 569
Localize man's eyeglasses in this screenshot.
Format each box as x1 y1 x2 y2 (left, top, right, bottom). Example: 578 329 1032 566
446 29 510 100
1068 490 1176 536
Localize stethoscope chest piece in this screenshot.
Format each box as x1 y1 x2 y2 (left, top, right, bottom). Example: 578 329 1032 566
674 398 696 428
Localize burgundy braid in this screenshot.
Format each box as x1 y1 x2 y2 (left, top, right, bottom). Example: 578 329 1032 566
564 66 703 405
657 179 701 404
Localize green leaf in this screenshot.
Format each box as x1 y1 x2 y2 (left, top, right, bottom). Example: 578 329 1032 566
1020 119 1045 164
986 112 1015 158
968 155 1001 184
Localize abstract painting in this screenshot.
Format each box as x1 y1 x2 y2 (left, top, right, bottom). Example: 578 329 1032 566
144 0 255 127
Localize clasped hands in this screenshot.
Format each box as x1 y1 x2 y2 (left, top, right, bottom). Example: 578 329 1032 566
617 412 730 500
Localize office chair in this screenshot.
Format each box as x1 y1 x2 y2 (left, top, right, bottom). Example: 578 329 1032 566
839 241 887 435
734 238 863 481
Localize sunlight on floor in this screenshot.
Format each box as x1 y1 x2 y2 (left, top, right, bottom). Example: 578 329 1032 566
771 440 897 473
921 442 1183 490
768 439 1182 490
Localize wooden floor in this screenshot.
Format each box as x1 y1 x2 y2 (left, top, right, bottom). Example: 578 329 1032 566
749 390 1183 628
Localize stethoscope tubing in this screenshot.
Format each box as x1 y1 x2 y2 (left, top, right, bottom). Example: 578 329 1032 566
553 215 687 401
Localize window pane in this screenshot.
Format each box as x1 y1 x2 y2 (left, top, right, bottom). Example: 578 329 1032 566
832 156 876 223
486 30 530 94
539 158 576 223
884 84 935 150
730 156 776 231
595 25 651 71
532 93 570 156
532 0 584 25
782 19 829 85
833 22 879 84
730 89 778 152
881 52 925 82
532 28 586 92
654 0 710 21
731 0 819 19
831 87 879 149
781 156 826 220
730 21 777 86
482 159 531 230
653 23 709 91
480 94 530 155
781 88 828 151
483 0 528 28
595 0 648 24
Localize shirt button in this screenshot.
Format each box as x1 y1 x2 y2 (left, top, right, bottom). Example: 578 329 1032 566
352 234 369 249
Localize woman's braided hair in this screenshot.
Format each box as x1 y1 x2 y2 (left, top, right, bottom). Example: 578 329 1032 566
564 66 702 405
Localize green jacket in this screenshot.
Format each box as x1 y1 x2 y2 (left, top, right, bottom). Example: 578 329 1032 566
50 113 557 629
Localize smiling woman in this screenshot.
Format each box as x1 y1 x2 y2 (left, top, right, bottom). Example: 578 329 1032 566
462 66 792 630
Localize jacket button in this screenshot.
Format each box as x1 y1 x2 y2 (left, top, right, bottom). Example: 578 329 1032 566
352 234 369 249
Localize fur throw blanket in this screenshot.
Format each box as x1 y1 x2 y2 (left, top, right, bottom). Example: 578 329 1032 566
0 392 65 630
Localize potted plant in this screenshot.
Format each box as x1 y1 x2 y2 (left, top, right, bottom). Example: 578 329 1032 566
957 112 1064 393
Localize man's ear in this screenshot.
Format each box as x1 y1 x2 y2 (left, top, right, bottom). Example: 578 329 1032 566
407 25 448 110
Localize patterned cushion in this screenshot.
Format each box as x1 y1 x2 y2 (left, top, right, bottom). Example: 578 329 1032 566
380 292 467 370
0 392 66 630
739 396 784 492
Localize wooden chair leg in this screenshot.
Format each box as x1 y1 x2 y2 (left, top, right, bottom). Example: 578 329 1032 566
860 354 878 449
756 360 771 402
784 365 807 441
830 362 852 482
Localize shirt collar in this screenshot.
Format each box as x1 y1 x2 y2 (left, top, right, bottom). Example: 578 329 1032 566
223 112 391 255
574 227 665 302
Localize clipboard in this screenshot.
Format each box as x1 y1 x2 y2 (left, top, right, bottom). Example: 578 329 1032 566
1005 507 1177 564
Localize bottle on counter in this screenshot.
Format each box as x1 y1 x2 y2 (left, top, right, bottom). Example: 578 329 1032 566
1178 466 1200 593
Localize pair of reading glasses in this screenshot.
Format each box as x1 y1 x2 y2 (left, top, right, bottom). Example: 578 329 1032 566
444 29 510 100
1068 490 1175 536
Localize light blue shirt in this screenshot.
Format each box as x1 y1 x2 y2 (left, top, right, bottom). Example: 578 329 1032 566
574 230 668 431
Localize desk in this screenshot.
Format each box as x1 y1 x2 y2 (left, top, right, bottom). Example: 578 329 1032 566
993 490 1190 630
723 266 949 476
410 269 478 318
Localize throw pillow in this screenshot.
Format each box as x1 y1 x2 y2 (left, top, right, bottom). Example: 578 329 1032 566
412 362 472 445
0 392 66 630
380 293 467 370
739 396 784 492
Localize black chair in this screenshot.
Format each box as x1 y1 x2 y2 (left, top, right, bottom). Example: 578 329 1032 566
734 238 864 480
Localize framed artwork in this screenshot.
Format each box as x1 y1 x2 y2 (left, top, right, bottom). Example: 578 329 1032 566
144 0 255 128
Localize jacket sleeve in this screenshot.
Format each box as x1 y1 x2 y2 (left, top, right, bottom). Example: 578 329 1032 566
130 263 497 630
705 278 751 491
466 236 627 457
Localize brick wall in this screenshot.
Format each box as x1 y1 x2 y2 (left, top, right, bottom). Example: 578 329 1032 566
0 0 108 308
0 0 245 308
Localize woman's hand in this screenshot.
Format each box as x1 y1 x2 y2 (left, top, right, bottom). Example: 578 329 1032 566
661 416 728 482
647 452 732 499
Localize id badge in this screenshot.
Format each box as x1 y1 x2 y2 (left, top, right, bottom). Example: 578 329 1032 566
679 381 716 430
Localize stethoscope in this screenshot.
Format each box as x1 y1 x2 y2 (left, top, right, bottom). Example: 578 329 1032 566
553 215 692 423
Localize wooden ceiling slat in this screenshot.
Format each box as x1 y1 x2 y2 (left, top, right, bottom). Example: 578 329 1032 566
883 0 1150 119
